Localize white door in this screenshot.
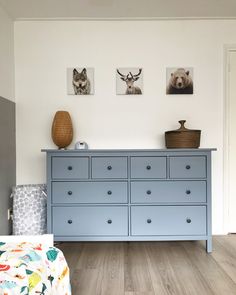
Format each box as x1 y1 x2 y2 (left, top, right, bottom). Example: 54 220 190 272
228 51 236 232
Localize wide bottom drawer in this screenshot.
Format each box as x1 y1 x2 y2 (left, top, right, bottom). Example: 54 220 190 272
131 206 206 236
53 206 128 236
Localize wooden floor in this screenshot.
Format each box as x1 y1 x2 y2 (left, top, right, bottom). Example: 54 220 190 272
58 236 236 295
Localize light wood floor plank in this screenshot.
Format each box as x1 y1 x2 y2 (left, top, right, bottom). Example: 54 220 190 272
75 242 109 270
125 292 155 295
145 241 213 295
59 236 236 295
72 269 100 295
98 242 125 295
58 242 84 276
145 242 182 295
166 242 214 295
212 235 236 284
182 240 236 295
70 243 125 295
124 242 154 293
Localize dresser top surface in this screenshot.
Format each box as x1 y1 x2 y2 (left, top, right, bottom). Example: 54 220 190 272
42 148 216 153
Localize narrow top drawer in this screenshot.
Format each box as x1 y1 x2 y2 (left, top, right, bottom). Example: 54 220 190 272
131 157 167 179
52 157 89 179
92 157 128 179
170 156 206 179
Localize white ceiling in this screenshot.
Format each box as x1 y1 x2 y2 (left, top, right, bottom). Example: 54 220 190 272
1 0 236 20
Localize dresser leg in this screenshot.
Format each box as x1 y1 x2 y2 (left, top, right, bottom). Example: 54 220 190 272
206 238 212 253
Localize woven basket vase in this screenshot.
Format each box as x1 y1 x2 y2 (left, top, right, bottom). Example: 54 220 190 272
51 111 73 149
165 120 201 148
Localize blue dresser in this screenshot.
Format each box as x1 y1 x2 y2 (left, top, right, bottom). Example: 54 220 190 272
42 149 215 252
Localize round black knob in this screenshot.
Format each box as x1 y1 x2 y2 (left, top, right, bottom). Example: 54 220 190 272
146 165 151 170
68 166 73 171
186 165 191 170
107 190 112 195
68 220 73 224
147 219 152 224
107 219 112 224
68 191 73 196
146 190 152 195
107 166 112 170
186 190 191 195
186 218 192 224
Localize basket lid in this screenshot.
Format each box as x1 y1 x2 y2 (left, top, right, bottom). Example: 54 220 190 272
165 120 201 134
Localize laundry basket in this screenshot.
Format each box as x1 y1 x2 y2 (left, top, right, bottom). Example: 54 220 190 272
12 184 47 235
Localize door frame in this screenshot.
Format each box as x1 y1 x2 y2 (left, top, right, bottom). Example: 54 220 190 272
223 45 236 234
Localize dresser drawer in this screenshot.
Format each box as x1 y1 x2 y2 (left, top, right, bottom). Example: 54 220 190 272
53 206 128 236
52 157 89 179
92 157 128 179
170 156 206 179
131 181 206 203
52 181 128 204
131 206 206 236
131 157 167 179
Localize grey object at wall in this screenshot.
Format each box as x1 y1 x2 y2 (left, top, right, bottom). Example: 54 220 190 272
0 96 16 235
12 184 47 235
42 148 216 253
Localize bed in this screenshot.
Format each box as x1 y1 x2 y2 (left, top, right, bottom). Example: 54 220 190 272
0 235 71 294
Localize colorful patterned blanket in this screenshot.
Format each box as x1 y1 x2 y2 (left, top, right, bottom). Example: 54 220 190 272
0 241 71 294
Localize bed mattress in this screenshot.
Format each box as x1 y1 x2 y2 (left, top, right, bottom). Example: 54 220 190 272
0 241 71 294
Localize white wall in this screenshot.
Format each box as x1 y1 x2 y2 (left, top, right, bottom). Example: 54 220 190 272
0 5 14 101
14 20 236 234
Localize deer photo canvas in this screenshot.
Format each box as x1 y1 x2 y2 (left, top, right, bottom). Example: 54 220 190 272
166 67 194 95
116 68 143 95
67 67 94 95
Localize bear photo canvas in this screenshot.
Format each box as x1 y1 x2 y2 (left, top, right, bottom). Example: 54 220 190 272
116 68 143 95
166 67 193 95
67 67 94 95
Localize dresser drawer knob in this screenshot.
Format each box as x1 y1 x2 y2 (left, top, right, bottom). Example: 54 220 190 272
146 165 151 170
186 165 191 170
107 190 112 195
186 190 191 195
186 218 192 224
67 166 73 171
147 219 152 224
68 191 73 196
107 219 112 224
146 190 152 195
107 166 112 171
68 220 73 224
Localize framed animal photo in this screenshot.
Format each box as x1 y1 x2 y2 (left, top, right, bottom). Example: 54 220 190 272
166 67 194 95
67 67 94 95
116 68 143 95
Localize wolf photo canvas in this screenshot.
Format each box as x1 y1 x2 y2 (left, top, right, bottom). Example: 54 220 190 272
116 68 143 95
67 67 94 95
166 67 193 95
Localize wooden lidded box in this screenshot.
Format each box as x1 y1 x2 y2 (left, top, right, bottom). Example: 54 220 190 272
165 120 201 148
